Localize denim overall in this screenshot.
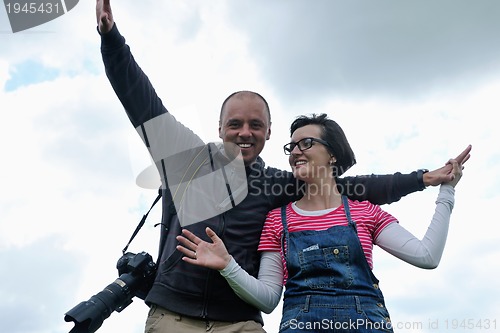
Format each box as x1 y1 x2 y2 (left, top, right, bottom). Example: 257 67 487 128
278 196 393 332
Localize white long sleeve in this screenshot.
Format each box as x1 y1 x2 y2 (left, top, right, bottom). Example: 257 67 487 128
375 184 455 269
218 184 455 312
219 251 284 314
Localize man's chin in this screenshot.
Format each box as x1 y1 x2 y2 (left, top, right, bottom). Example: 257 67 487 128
242 154 256 166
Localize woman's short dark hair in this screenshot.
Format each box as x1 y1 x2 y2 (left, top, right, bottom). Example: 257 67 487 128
289 113 356 177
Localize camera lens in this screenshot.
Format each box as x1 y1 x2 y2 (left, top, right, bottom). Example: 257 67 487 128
64 252 156 333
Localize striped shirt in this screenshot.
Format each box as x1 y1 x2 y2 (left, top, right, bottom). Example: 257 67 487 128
258 199 398 283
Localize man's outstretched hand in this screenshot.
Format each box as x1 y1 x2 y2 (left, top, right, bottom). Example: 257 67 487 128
424 144 472 187
96 0 114 34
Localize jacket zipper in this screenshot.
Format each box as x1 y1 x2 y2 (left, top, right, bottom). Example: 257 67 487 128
201 212 226 318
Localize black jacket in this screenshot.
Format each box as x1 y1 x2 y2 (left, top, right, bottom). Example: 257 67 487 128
100 23 424 324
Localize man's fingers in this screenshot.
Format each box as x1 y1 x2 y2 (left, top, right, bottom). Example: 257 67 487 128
454 145 472 164
461 153 470 165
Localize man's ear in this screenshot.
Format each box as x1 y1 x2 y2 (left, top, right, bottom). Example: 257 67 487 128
266 123 272 140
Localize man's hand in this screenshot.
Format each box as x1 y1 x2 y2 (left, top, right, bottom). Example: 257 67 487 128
424 144 471 187
96 0 114 34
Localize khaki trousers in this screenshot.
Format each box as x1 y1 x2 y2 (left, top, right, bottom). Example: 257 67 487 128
144 304 267 333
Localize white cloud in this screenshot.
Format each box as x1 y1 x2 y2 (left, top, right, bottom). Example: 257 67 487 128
0 235 84 333
1 1 499 333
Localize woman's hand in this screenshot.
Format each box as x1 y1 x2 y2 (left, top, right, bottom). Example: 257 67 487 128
444 158 463 188
423 145 471 186
176 227 232 270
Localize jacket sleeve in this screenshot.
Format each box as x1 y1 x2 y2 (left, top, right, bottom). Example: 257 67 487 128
337 171 424 205
100 23 167 128
99 23 206 192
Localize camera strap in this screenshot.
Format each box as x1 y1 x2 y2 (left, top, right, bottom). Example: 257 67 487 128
122 188 162 254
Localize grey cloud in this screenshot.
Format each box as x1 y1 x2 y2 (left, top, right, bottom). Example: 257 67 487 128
226 0 500 102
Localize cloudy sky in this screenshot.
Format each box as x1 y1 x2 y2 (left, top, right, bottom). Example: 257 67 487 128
1 1 499 332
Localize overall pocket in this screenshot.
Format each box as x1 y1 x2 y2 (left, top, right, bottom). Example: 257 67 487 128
298 245 353 289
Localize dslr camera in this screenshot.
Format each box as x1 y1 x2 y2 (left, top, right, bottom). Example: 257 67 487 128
64 251 157 333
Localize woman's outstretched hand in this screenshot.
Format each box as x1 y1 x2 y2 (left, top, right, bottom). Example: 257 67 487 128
423 144 471 186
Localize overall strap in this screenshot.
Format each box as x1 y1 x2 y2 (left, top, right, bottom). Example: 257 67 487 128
341 195 357 232
280 205 290 260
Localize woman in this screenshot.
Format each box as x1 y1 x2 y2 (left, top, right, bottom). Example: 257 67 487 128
177 114 468 332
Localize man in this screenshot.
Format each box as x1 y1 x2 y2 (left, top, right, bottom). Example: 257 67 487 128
95 1 470 332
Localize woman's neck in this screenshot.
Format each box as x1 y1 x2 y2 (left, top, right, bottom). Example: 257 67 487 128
295 178 342 211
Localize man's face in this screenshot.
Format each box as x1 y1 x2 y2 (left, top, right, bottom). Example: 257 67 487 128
219 95 271 166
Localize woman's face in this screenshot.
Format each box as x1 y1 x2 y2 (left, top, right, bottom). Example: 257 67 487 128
288 124 333 182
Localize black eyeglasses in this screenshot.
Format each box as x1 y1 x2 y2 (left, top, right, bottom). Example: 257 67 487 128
283 137 332 155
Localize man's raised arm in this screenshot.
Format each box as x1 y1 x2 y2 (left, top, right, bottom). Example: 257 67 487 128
96 0 167 128
339 145 472 205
